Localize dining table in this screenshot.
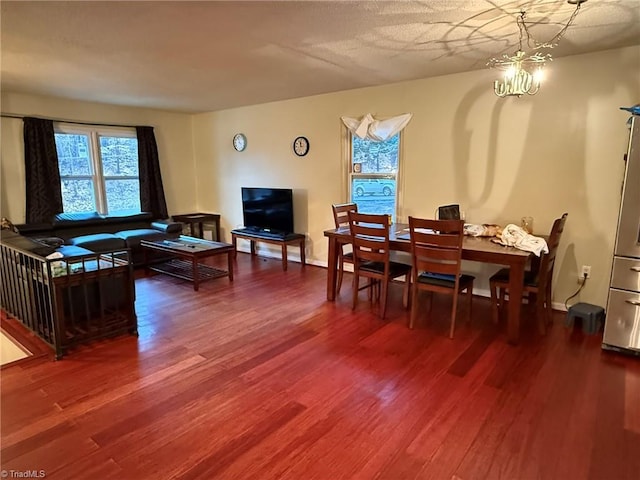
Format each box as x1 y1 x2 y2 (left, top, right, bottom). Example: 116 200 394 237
323 223 534 345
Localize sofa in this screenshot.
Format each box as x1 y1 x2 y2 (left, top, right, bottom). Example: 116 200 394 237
15 212 183 266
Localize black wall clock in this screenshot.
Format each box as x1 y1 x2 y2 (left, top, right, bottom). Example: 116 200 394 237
293 136 310 156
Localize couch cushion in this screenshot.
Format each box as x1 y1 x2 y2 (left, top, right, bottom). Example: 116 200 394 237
56 245 95 257
151 221 183 234
69 233 126 252
14 222 54 236
103 212 153 223
54 212 104 226
115 228 167 248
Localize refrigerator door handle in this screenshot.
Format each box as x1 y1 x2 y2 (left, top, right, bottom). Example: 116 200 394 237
630 266 640 272
624 299 640 306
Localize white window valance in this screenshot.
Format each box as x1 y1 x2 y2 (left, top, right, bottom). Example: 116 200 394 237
341 113 413 142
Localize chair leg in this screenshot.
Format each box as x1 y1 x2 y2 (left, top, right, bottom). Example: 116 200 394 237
536 292 546 335
545 280 554 327
499 287 507 322
449 290 458 339
379 279 389 319
490 281 499 324
337 260 344 294
402 275 411 309
409 288 419 329
352 273 359 311
466 283 473 323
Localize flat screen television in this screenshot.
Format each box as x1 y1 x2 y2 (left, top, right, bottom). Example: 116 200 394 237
241 187 294 236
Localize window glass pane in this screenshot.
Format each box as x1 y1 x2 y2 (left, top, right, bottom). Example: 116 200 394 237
352 134 399 174
61 179 96 213
351 176 396 217
105 179 141 214
55 133 92 176
100 136 139 177
350 133 400 220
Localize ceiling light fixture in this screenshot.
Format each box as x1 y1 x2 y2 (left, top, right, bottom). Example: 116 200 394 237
487 0 587 98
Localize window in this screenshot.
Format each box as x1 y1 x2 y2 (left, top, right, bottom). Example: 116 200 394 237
349 133 400 221
54 125 141 215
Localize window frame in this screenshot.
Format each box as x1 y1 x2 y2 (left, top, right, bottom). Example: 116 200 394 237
345 130 404 222
54 123 140 215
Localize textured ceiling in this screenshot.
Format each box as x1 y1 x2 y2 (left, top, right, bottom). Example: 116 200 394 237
1 0 639 113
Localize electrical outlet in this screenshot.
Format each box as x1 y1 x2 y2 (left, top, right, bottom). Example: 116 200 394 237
581 265 591 279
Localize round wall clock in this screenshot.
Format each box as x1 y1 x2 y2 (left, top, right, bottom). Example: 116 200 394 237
233 133 247 152
293 136 310 157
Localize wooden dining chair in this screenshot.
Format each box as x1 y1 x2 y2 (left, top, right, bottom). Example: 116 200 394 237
489 213 568 334
348 211 412 319
408 216 475 338
332 203 358 294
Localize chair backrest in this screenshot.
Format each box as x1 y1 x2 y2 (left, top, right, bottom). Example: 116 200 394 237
408 216 465 280
332 203 358 229
537 213 568 288
348 211 391 268
437 204 461 220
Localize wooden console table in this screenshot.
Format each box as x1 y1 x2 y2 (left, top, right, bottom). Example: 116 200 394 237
172 213 221 241
231 229 305 271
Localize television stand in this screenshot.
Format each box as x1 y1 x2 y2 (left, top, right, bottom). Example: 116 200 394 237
231 228 305 271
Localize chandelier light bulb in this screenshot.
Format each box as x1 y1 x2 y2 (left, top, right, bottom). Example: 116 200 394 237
489 52 545 97
505 66 517 79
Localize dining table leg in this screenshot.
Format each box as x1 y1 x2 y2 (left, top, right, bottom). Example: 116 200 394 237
326 237 339 301
507 259 526 344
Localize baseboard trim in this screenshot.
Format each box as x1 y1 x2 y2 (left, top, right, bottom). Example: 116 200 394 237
234 248 569 312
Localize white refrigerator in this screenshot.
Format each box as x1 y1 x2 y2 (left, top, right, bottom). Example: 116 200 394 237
603 113 640 355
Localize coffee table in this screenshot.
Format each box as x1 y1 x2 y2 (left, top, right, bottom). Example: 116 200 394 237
140 236 234 291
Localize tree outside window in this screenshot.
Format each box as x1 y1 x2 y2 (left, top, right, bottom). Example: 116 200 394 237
350 133 400 221
55 125 141 215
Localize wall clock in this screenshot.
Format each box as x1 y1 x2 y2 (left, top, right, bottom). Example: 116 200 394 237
233 133 247 152
293 136 310 157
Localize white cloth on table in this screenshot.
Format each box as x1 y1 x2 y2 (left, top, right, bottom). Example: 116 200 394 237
495 224 548 257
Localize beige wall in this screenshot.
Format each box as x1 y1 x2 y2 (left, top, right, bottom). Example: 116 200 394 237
193 46 640 307
0 91 197 221
1 47 638 308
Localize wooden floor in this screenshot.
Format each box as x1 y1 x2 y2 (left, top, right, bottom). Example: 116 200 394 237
1 253 639 480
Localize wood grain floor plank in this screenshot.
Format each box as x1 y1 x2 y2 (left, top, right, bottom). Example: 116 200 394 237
176 401 307 480
2 428 99 474
108 382 301 479
588 353 640 480
47 455 124 480
624 359 640 434
1 253 638 480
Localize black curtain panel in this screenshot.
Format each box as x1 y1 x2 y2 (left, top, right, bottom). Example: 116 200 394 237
136 126 168 219
23 117 63 224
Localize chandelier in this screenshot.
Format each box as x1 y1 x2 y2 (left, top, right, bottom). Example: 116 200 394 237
488 0 587 98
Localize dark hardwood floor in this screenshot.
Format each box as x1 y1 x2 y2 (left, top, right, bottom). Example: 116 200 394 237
1 253 639 479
